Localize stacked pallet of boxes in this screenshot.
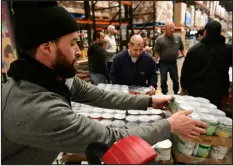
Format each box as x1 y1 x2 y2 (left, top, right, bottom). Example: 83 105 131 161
155 1 173 23
169 95 232 164
58 1 85 14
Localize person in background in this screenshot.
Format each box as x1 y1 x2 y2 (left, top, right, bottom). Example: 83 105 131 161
2 2 207 164
153 21 186 95
110 35 157 95
88 31 110 85
104 25 117 73
195 29 204 43
180 21 232 109
140 31 152 54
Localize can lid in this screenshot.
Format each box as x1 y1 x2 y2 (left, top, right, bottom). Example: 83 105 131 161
174 95 185 100
138 115 150 122
204 103 218 109
188 112 200 120
114 114 126 119
196 97 210 103
149 109 163 115
104 109 115 113
218 117 232 126
211 109 226 116
150 115 162 121
183 95 195 101
154 139 172 149
90 113 102 118
115 110 126 114
140 111 151 115
128 110 141 115
77 112 90 117
195 107 209 113
188 101 201 107
79 107 93 112
126 115 138 122
200 113 218 124
175 98 186 104
102 113 114 119
180 104 196 111
93 108 104 113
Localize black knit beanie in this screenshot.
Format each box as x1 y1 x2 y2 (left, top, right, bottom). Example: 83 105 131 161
12 1 79 51
205 20 222 36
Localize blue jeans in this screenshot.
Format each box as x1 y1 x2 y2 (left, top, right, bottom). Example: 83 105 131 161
90 73 108 85
159 62 179 94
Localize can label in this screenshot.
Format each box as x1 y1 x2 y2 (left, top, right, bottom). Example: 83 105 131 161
193 144 211 158
209 146 228 160
177 138 195 156
206 123 217 136
215 124 232 138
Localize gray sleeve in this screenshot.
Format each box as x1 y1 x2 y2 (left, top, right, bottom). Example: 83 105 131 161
153 38 161 53
179 35 184 50
70 76 150 110
4 93 171 154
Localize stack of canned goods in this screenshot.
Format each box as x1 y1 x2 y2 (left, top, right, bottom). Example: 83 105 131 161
125 108 164 128
97 84 129 93
177 111 232 160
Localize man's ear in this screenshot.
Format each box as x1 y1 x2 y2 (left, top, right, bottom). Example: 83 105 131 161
38 42 53 55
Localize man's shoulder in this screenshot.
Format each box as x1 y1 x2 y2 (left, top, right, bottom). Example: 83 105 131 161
115 50 128 59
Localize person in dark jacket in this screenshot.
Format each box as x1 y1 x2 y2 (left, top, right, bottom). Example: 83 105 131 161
180 20 232 108
88 31 110 85
110 35 157 95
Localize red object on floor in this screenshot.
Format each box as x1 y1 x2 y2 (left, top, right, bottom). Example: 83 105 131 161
102 136 157 164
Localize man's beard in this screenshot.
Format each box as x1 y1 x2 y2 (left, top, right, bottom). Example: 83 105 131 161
52 48 77 78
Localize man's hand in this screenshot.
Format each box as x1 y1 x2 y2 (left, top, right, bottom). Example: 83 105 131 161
146 86 156 96
167 110 208 139
152 95 174 109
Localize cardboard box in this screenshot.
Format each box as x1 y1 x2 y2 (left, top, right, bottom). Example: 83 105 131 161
174 2 187 26
181 135 232 148
172 134 231 164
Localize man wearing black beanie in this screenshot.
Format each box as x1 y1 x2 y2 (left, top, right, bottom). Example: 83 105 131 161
2 1 208 164
181 20 232 111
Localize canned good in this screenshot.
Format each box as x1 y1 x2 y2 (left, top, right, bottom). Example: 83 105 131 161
90 113 102 120
126 116 138 123
114 114 126 120
211 109 226 116
188 112 201 120
148 108 163 115
199 113 218 136
104 109 115 114
115 110 126 114
209 146 229 160
196 97 210 103
174 95 185 100
215 117 232 138
179 104 196 111
177 136 195 156
139 111 151 115
175 99 188 111
188 101 201 107
153 139 172 160
126 122 138 128
102 113 114 120
195 107 209 114
150 115 163 122
128 110 140 115
193 144 211 158
138 115 150 123
183 95 196 101
204 103 217 109
112 120 125 128
93 108 104 113
100 120 112 127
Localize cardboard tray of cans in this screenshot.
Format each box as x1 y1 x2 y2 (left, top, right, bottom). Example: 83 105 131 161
171 135 231 164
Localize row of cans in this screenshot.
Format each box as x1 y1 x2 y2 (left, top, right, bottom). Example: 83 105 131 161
97 84 129 93
169 95 226 116
177 136 230 160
